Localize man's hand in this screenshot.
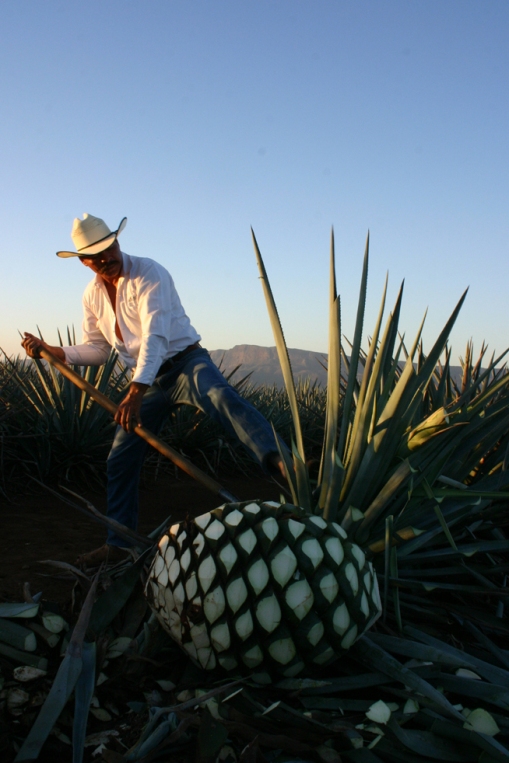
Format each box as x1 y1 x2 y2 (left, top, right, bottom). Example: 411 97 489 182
21 333 66 361
115 382 149 432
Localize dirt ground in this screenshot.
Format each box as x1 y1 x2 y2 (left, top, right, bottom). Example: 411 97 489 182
0 472 284 604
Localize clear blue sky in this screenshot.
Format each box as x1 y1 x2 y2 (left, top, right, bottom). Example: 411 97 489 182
1 1 508 365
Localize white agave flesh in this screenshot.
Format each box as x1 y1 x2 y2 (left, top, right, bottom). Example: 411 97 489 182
183 641 198 660
319 572 339 603
185 573 198 600
283 661 305 678
198 647 217 670
219 543 238 575
164 587 175 612
313 645 335 665
226 577 248 613
149 580 159 603
176 530 187 549
225 509 243 527
332 602 350 635
238 529 257 555
190 622 210 649
456 669 482 680
251 671 272 685
235 610 254 640
164 544 176 567
203 586 226 623
285 580 314 621
211 622 231 652
264 501 280 508
244 502 261 516
351 545 366 570
256 594 282 633
268 637 296 665
363 570 372 596
307 621 324 646
301 538 324 569
157 609 170 627
325 537 344 566
168 559 181 586
153 554 165 580
332 522 348 539
157 585 166 609
169 611 182 641
205 519 225 543
370 569 382 611
261 517 279 541
156 562 169 589
341 624 358 650
173 583 186 614
195 512 212 530
169 523 180 538
158 534 169 555
463 708 500 736
366 700 392 725
309 516 327 531
247 558 270 595
180 548 191 573
345 563 359 596
270 546 298 587
242 644 264 668
218 653 238 670
288 519 305 540
193 534 206 557
360 592 370 618
198 556 217 594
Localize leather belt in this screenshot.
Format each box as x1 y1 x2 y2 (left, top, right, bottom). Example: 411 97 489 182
157 342 201 376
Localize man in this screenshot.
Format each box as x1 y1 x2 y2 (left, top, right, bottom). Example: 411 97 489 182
22 213 285 566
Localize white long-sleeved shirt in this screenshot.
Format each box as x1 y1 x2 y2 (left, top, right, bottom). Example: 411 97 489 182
63 252 201 386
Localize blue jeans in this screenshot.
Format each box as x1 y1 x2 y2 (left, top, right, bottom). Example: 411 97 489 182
106 348 281 546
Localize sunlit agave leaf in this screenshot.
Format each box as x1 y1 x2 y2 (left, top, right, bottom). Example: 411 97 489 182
251 230 306 464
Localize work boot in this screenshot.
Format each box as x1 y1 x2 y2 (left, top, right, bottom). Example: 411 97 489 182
77 544 131 568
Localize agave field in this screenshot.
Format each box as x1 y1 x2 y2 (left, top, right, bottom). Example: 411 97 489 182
1 232 509 763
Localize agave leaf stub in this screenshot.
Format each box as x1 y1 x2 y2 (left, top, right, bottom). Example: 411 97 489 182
145 499 381 677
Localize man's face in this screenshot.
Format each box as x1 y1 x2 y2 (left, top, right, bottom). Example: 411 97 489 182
79 239 123 282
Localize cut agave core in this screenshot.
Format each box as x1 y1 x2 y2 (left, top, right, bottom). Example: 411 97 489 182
145 500 381 677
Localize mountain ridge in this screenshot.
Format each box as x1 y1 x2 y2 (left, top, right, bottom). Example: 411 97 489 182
209 344 331 387
209 343 465 388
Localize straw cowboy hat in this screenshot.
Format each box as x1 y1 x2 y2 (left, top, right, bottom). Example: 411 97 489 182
57 213 127 258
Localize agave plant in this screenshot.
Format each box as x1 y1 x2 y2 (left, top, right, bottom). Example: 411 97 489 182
145 230 509 745
0 330 130 486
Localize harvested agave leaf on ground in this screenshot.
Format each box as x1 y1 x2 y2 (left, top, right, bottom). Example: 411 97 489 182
0 618 37 652
13 666 47 682
0 602 40 619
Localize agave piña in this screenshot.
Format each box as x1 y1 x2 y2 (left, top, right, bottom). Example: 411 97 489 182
145 498 381 678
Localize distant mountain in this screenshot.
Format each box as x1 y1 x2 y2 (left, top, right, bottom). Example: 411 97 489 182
210 344 466 388
209 345 329 387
